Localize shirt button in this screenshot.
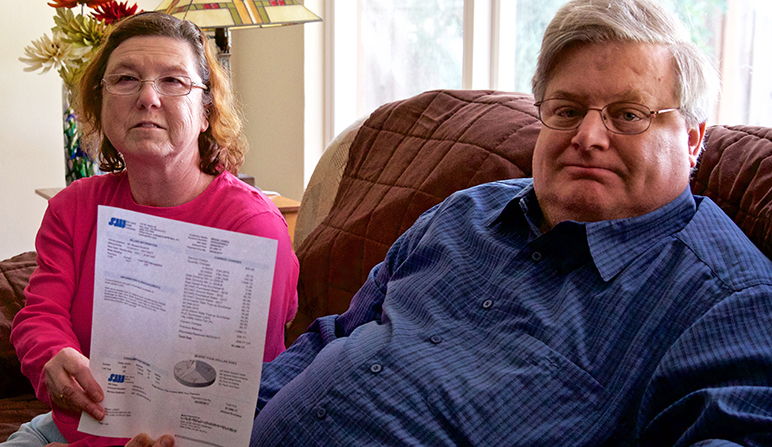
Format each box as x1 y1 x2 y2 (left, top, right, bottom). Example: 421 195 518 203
482 299 493 309
430 335 443 344
314 407 327 419
370 363 382 374
531 251 542 262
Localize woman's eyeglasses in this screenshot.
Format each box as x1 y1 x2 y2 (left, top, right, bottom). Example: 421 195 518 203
101 74 208 97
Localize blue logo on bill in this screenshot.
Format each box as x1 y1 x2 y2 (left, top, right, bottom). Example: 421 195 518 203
108 374 126 383
108 218 127 228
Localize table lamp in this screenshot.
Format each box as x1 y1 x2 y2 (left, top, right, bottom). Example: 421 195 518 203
154 0 322 71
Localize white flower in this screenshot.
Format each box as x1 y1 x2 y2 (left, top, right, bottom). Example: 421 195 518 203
19 32 90 74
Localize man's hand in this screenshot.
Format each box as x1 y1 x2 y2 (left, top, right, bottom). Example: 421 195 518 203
125 434 175 447
43 347 105 420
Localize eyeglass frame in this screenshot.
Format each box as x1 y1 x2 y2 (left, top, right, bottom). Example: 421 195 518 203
534 98 680 135
101 74 208 97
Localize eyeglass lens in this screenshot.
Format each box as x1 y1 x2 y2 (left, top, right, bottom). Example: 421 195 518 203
538 99 654 135
103 75 195 96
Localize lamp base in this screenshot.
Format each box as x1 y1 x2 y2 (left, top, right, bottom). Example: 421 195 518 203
214 27 231 73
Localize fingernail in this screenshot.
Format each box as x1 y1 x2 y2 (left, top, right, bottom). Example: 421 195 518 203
159 436 174 447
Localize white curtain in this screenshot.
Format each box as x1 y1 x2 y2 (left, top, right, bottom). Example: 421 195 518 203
717 0 772 126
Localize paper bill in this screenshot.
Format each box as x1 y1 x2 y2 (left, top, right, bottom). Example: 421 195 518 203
79 205 277 447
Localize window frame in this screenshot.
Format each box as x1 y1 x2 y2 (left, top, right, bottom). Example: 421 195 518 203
314 0 514 148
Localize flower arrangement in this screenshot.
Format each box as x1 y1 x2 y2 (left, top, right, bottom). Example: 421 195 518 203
20 0 141 183
20 0 141 92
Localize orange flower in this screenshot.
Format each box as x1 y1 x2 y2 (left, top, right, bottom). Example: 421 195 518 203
47 0 79 7
47 0 114 8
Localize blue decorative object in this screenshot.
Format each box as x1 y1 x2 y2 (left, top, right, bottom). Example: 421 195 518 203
62 87 96 185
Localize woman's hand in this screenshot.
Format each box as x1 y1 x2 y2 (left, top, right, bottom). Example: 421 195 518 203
43 347 105 420
125 434 175 447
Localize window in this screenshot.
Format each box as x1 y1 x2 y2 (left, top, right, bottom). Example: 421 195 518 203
707 0 772 126
329 0 465 140
360 1 464 113
317 0 771 152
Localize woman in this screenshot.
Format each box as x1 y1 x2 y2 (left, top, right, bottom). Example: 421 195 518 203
5 12 298 447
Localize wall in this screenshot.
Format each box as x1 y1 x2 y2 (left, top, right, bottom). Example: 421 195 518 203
0 3 70 260
0 1 309 260
231 25 307 201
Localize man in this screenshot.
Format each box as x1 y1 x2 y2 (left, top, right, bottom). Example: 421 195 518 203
130 0 772 445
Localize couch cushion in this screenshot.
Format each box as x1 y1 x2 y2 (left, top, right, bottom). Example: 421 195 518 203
290 90 541 342
0 251 37 398
294 117 367 250
691 125 772 258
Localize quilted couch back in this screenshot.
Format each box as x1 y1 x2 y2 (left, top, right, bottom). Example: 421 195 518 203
691 125 772 255
290 89 772 343
290 90 541 342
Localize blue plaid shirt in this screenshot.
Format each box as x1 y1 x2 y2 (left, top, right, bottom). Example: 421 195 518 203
252 179 772 446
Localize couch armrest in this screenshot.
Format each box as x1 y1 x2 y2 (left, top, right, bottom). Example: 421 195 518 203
293 117 367 250
0 252 37 398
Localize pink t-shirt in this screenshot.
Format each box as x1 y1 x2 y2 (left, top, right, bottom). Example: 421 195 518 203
11 171 298 446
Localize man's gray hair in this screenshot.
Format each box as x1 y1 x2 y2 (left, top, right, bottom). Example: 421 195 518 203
532 0 720 126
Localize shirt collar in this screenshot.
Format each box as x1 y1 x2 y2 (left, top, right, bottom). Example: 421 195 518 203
489 183 696 282
486 182 542 238
585 187 696 281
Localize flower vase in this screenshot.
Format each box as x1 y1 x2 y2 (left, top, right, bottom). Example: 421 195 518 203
62 85 96 185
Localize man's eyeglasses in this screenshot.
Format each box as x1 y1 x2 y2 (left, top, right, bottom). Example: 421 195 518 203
101 74 208 97
535 98 680 135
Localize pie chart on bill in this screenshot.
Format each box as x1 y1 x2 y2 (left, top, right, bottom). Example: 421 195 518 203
173 359 217 388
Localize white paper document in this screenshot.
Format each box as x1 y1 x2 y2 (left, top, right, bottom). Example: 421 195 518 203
79 206 277 447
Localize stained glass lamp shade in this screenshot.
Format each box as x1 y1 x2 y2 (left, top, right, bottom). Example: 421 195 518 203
154 0 322 29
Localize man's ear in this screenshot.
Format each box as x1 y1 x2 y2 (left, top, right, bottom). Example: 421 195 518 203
687 122 707 168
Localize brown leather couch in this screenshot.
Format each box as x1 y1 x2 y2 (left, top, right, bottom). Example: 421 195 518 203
289 89 772 342
0 251 49 441
2 89 772 441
